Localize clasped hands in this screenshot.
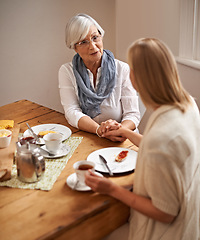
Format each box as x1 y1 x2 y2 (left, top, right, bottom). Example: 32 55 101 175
96 119 126 142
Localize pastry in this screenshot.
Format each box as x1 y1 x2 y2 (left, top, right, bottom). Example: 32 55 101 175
0 120 14 129
38 130 57 138
115 150 128 162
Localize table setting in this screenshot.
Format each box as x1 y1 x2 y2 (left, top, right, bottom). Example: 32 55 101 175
0 100 137 240
0 117 138 191
87 147 137 175
0 122 83 190
0 120 137 191
66 146 138 192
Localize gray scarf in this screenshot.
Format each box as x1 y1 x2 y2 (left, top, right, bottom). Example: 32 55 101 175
72 50 116 118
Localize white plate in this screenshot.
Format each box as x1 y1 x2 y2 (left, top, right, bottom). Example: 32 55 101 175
23 124 72 145
87 147 137 174
66 172 103 191
40 143 71 159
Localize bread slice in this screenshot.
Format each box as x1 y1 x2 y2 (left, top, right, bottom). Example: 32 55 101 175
115 150 128 162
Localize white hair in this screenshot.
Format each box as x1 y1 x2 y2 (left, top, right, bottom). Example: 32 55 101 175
65 13 105 49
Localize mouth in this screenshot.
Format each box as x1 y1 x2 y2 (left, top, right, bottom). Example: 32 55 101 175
90 51 99 55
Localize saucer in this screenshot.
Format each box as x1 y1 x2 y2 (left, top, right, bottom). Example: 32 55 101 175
41 143 70 158
66 172 103 191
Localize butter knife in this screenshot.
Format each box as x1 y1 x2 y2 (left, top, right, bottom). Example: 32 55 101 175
26 123 41 144
99 155 114 176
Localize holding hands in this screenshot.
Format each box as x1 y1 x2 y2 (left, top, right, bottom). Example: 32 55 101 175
96 119 126 142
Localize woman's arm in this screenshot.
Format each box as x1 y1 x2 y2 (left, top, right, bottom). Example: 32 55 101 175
102 125 142 147
77 116 99 134
110 181 175 223
85 171 175 223
121 119 136 130
59 64 88 128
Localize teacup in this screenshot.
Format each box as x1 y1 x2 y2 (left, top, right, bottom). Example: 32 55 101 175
73 160 95 185
43 133 62 154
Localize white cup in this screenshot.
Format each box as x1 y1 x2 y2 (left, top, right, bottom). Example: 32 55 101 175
73 160 95 185
43 133 62 154
0 129 12 148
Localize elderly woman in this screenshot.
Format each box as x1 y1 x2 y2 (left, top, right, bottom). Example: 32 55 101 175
85 38 200 239
59 13 140 142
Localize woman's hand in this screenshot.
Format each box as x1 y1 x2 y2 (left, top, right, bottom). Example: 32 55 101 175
104 134 127 142
101 126 126 140
102 126 142 148
85 170 116 195
100 119 121 133
97 119 127 142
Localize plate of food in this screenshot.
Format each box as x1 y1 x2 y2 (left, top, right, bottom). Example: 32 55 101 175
87 147 138 174
23 124 72 145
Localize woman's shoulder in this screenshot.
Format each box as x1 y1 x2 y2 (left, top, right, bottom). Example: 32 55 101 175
58 62 76 85
59 62 73 72
114 59 130 74
115 58 129 67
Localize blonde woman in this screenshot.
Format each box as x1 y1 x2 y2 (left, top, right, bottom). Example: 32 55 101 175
59 14 140 142
85 38 200 239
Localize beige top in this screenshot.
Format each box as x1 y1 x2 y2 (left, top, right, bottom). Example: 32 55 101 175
129 101 200 240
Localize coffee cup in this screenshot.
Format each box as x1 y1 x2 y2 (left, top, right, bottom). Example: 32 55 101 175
73 160 95 185
43 133 62 154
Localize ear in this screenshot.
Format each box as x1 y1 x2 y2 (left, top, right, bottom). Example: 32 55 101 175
129 68 138 91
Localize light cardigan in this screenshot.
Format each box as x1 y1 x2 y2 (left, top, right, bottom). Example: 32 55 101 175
58 59 140 128
129 100 200 240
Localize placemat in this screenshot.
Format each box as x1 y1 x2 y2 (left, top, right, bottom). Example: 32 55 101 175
0 136 83 191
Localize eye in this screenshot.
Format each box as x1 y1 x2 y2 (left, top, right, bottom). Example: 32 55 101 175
79 40 88 45
92 35 99 41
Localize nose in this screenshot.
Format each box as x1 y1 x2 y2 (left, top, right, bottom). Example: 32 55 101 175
89 41 97 50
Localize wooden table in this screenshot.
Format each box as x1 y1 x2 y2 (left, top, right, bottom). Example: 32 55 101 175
0 100 137 240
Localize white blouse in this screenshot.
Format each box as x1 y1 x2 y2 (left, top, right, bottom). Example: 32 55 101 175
58 59 140 129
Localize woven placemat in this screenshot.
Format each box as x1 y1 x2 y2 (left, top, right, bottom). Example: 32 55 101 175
0 137 82 191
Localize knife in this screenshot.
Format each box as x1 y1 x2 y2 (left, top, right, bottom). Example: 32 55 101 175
26 123 41 144
99 155 114 176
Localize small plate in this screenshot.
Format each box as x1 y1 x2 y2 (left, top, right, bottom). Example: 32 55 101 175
66 172 103 191
23 124 72 145
41 143 70 158
87 147 138 174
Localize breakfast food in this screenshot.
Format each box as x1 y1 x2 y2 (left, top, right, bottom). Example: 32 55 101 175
115 150 129 162
20 136 36 145
0 131 11 137
38 130 57 138
0 120 14 129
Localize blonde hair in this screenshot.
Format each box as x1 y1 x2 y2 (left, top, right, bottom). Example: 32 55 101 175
128 38 192 112
65 13 105 49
